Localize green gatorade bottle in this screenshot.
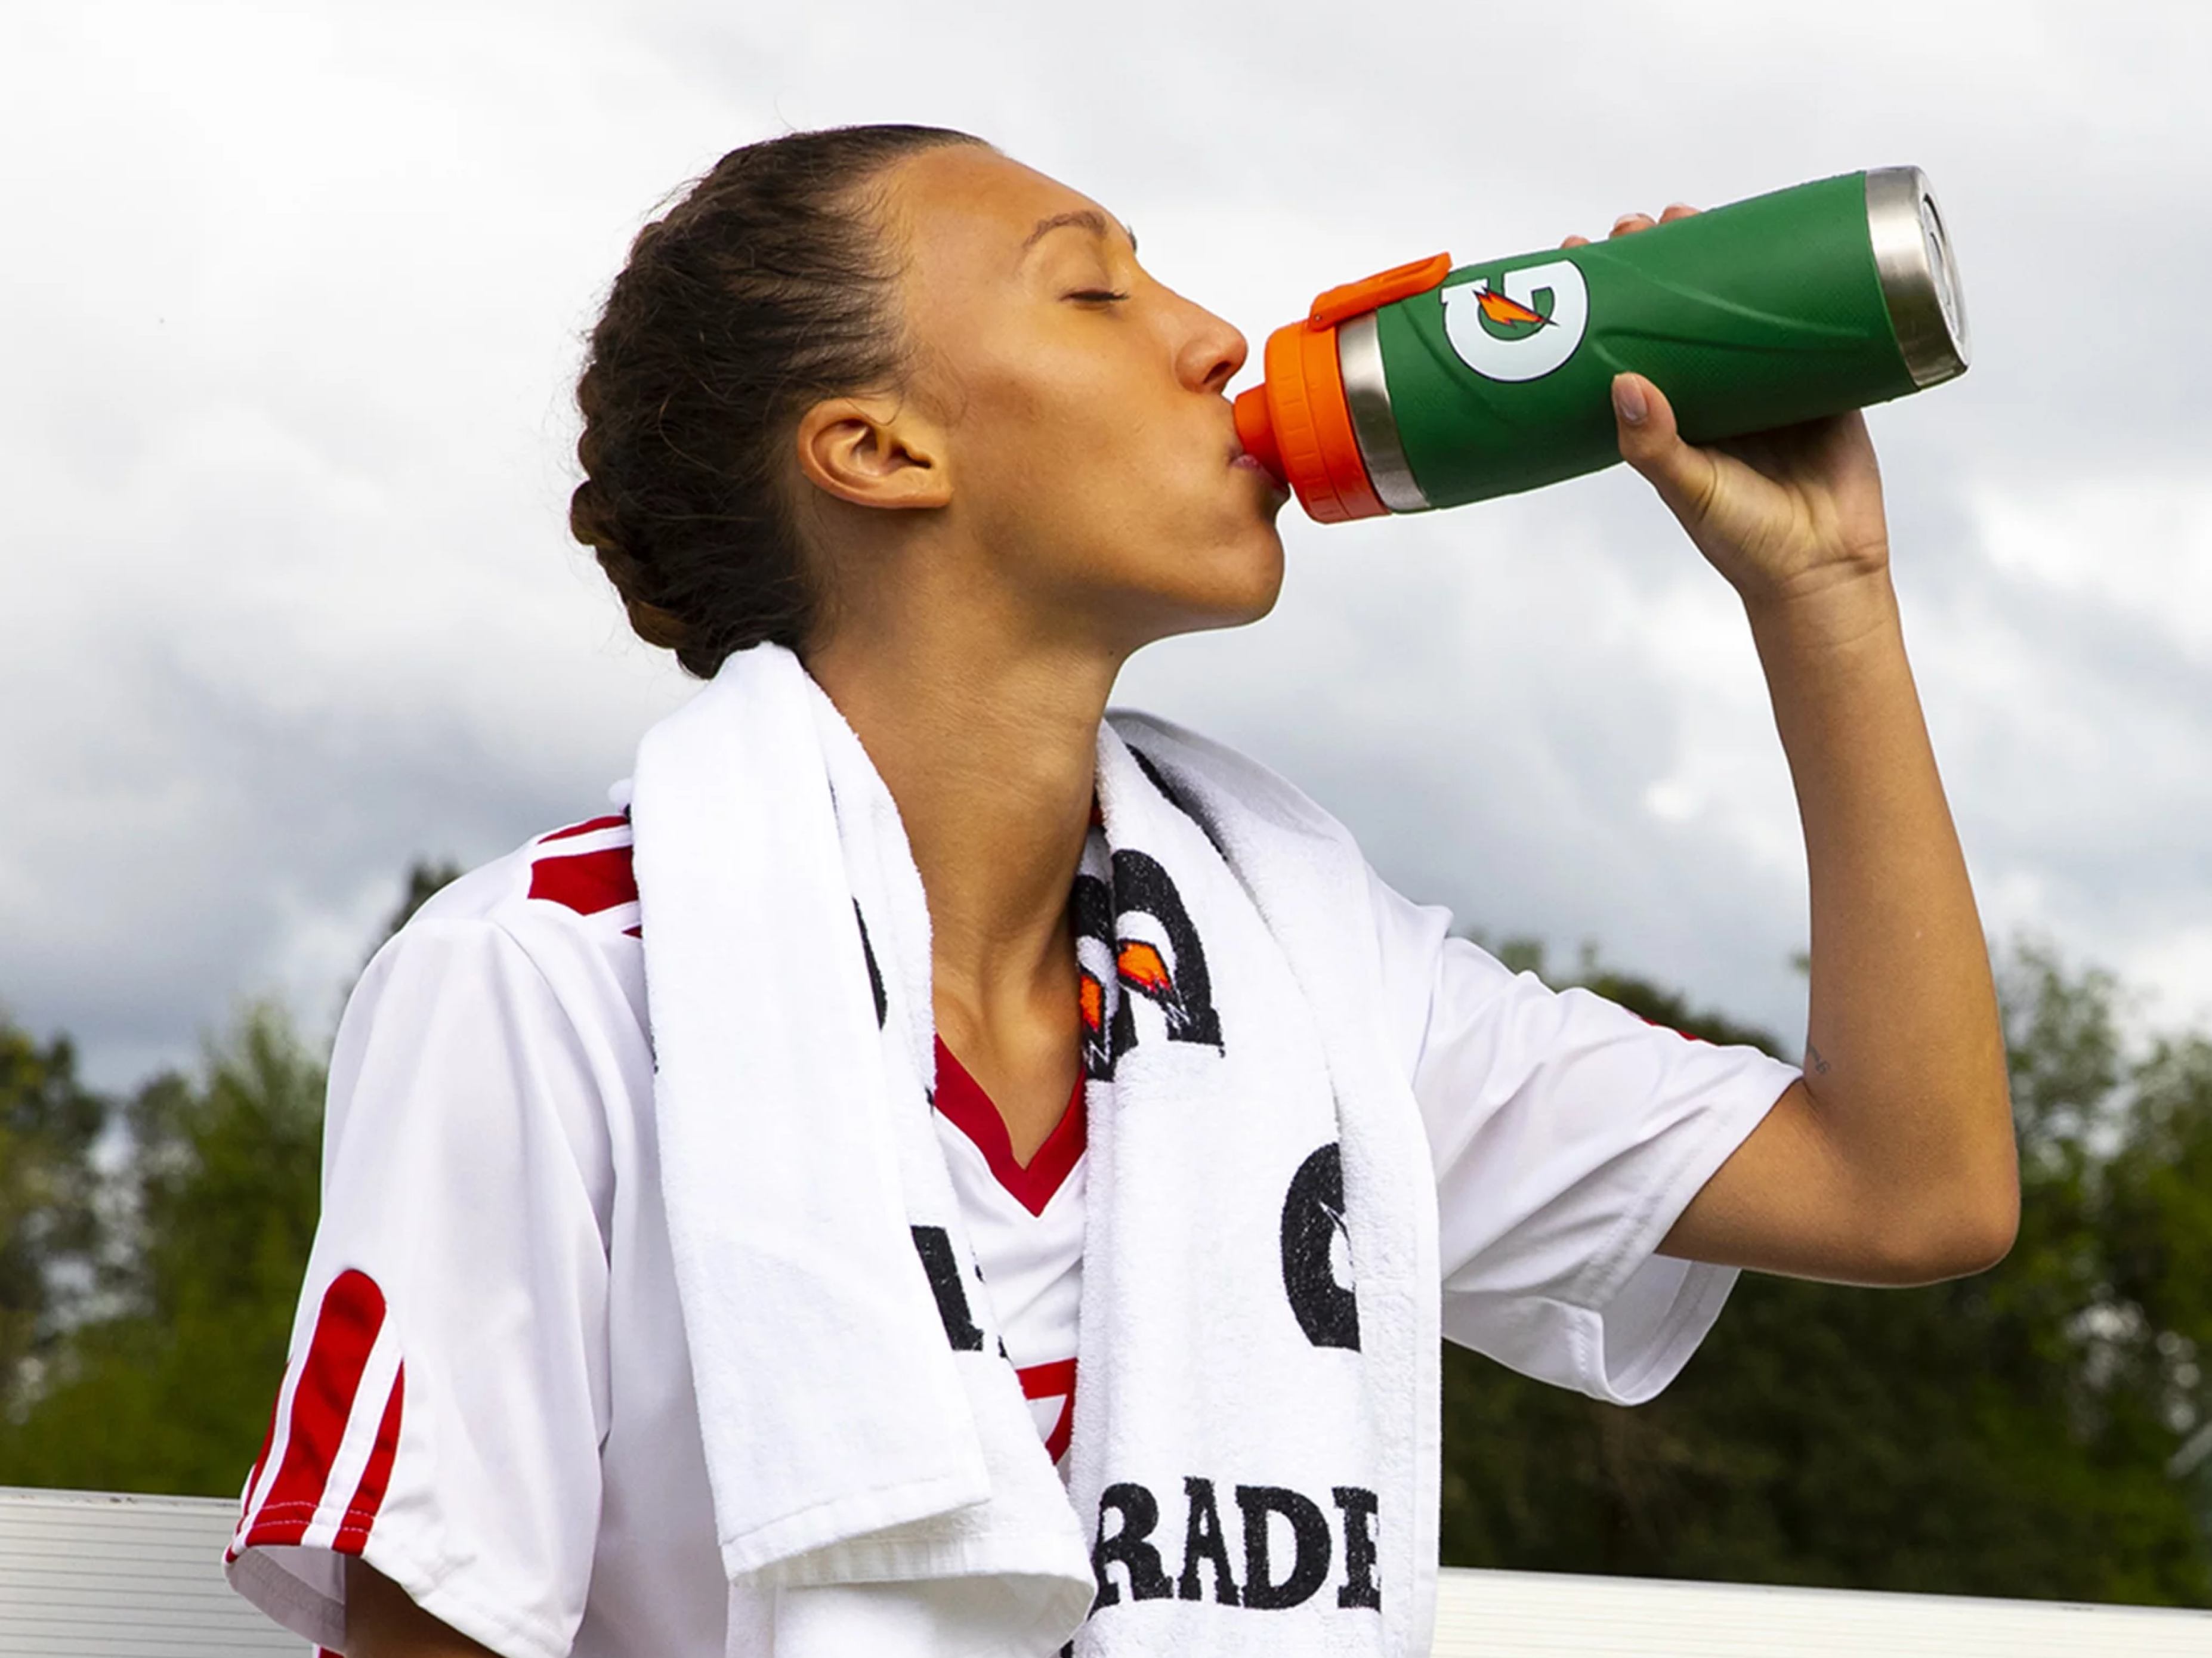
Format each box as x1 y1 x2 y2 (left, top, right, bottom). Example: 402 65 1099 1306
1232 167 1970 521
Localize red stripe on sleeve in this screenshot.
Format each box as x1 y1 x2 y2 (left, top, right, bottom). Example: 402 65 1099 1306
225 1390 286 1561
332 1363 406 1555
527 845 639 917
541 813 628 843
242 1269 387 1548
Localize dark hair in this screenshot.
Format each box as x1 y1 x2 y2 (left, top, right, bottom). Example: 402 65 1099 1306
569 124 987 678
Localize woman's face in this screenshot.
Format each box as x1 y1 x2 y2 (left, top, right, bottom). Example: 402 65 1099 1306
878 145 1289 652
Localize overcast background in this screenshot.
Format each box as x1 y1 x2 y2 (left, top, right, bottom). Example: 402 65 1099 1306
4 0 2208 1090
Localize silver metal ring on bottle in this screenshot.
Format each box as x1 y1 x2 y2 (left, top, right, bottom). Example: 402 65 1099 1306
1865 166 1970 389
1336 312 1433 514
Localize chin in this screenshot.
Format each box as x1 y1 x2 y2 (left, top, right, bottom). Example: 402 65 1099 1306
1150 537 1286 642
1217 562 1286 629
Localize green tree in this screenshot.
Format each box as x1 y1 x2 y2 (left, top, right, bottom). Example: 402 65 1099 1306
0 1004 325 1495
0 1019 105 1424
1438 941 2212 1607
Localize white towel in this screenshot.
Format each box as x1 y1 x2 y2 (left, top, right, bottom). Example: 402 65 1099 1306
629 645 1440 1657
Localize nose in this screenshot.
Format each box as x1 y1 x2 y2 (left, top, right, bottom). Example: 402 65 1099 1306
1172 293 1249 395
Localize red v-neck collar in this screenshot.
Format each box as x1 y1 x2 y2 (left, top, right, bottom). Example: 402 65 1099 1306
932 1038 1086 1218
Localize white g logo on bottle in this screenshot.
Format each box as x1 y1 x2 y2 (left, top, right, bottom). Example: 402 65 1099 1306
1440 259 1590 383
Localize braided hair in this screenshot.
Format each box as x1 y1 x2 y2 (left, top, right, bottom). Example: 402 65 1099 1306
569 125 986 678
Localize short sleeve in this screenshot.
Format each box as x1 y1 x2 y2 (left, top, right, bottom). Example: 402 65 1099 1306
225 915 617 1658
1367 868 1799 1405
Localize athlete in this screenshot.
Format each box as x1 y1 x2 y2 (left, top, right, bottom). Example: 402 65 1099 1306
225 126 2018 1658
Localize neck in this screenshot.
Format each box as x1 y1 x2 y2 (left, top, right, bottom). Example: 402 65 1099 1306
807 589 1120 1063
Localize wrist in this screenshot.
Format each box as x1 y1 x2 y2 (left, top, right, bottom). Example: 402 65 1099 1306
1742 563 1902 661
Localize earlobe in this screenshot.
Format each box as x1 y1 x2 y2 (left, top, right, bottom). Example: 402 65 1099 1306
794 397 951 511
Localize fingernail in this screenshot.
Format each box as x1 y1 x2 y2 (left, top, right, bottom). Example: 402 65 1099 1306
1613 375 1648 425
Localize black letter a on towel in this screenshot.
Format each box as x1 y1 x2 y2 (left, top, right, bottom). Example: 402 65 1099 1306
911 1226 984 1351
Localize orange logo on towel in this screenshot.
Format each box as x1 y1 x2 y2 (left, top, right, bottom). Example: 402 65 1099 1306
1069 820 1223 1080
1116 941 1172 998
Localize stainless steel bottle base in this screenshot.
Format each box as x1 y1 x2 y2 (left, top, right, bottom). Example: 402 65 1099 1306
1866 166 1971 388
1336 312 1432 514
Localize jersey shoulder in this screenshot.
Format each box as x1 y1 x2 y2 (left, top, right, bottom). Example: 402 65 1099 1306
416 810 641 943
344 808 650 1150
382 808 647 1045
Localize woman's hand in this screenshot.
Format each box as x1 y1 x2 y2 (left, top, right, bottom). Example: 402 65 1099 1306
1567 209 1892 623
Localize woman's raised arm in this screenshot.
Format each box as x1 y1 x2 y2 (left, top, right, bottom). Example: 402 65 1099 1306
1584 212 2017 1285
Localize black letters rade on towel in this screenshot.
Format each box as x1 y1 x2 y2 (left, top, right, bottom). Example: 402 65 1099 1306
882 754 1392 1642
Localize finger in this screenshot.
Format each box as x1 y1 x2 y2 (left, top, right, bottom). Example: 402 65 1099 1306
1612 372 1716 524
1609 212 1657 238
1560 233 1592 249
1658 202 1700 223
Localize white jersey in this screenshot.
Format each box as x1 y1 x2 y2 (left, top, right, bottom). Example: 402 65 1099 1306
228 805 1796 1658
932 1035 1085 1464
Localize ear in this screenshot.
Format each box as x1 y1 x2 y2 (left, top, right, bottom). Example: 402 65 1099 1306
793 395 951 511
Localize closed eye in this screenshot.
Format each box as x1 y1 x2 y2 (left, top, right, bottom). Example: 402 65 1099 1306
1067 289 1130 304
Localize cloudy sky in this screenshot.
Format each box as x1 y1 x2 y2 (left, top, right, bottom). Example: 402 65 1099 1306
5 0 2208 1089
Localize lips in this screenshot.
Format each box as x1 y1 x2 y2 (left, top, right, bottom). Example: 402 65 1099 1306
1227 413 1287 495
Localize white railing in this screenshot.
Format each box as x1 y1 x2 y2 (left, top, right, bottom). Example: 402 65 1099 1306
0 1486 296 1654
4 1486 2210 1655
1430 1561 2212 1656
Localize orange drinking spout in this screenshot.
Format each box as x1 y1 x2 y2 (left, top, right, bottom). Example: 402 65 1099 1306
1234 386 1282 483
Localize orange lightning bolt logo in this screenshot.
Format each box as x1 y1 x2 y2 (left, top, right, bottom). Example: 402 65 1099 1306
1474 286 1552 329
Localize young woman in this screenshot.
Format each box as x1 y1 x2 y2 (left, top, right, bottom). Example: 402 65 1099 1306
225 126 2017 1658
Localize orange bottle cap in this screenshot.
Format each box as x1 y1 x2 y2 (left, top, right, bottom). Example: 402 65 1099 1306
1237 253 1451 522
1234 318 1382 522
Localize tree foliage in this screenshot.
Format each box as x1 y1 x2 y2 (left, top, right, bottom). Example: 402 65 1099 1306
1436 941 2212 1607
0 1005 325 1495
0 1022 104 1422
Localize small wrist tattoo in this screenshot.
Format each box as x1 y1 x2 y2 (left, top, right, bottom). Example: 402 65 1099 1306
1805 1042 1831 1075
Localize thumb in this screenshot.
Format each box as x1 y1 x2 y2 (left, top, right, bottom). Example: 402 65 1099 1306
1612 372 1714 526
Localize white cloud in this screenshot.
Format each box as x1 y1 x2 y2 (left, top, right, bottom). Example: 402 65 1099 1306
1920 478 2212 1026
2129 928 2212 1040
4 0 2209 1084
1974 481 2212 663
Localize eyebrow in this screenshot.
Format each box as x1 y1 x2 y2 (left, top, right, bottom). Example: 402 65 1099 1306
1022 209 1138 255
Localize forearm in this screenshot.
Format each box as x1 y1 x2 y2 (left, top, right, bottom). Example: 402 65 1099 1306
1749 569 2016 1269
